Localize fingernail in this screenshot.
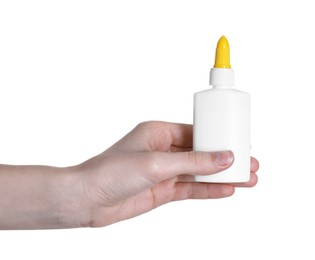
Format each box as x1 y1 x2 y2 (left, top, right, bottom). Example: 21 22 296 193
214 151 234 166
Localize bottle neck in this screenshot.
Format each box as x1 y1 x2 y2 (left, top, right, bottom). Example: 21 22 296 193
210 68 235 87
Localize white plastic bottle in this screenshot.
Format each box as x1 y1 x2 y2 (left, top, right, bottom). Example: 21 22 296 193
193 36 250 183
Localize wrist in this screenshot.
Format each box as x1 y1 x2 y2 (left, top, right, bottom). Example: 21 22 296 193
0 164 91 229
53 165 92 229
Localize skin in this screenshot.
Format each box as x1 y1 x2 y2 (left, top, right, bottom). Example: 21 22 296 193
0 121 259 229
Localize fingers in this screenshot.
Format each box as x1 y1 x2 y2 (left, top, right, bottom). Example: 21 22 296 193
250 157 259 173
171 169 258 201
142 150 234 184
232 172 258 187
107 121 193 153
233 157 259 187
137 121 193 150
172 182 235 201
229 157 259 187
143 152 258 186
176 158 259 187
165 122 193 150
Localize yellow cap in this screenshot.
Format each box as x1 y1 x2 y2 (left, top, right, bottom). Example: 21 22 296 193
214 36 231 69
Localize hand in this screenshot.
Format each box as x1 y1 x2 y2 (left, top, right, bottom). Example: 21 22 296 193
77 121 259 227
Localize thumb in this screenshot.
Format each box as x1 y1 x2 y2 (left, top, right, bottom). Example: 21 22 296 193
143 150 234 183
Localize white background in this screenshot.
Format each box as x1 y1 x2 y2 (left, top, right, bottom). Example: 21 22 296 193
0 0 314 259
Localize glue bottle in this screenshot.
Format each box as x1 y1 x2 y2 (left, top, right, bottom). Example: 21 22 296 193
193 36 250 183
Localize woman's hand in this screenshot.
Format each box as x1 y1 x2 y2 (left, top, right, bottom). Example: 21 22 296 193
77 121 259 227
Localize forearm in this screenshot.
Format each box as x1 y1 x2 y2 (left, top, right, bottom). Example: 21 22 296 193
0 164 87 229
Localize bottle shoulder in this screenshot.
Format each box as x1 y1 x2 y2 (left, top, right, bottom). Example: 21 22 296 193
194 88 249 97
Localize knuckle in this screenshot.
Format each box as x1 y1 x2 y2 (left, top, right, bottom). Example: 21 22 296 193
145 153 163 183
135 121 168 137
185 183 194 199
186 151 218 175
136 121 161 131
186 151 206 168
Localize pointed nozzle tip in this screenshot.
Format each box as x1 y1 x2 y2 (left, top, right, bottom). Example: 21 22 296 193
214 35 231 69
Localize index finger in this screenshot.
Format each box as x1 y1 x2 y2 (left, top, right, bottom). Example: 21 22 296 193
107 121 193 153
